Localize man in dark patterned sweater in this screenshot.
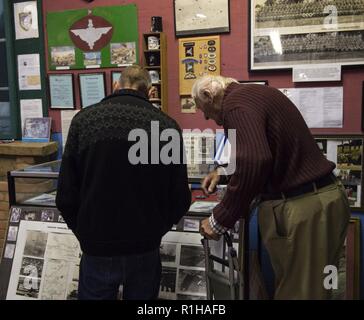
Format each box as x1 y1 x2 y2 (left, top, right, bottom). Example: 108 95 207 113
56 66 191 300
192 75 350 300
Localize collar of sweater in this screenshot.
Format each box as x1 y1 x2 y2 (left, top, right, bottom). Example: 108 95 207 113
102 89 149 103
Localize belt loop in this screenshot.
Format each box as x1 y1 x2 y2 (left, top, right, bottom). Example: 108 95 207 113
313 182 318 194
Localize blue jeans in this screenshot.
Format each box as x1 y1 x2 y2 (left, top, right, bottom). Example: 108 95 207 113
78 248 161 300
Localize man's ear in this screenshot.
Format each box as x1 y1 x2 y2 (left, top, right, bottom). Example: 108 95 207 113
202 90 213 103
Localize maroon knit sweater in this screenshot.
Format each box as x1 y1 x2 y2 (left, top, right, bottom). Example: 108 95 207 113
213 82 335 228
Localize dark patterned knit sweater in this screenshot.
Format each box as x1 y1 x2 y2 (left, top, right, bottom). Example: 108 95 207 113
213 82 335 228
56 89 191 256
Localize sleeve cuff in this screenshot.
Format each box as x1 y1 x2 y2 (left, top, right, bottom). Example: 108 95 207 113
209 214 229 235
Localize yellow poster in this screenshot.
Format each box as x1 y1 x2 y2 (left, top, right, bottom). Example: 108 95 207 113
179 36 220 95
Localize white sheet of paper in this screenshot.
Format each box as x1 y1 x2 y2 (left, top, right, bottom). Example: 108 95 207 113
17 54 41 90
280 87 343 128
20 99 43 133
14 1 39 40
293 64 341 82
61 110 79 150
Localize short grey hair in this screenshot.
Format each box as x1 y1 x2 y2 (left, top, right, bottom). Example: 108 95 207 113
191 75 238 102
120 65 152 95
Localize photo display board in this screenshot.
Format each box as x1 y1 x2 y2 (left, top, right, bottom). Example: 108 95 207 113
46 4 138 70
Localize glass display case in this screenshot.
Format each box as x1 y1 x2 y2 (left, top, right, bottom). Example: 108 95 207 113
7 160 60 208
1 160 230 300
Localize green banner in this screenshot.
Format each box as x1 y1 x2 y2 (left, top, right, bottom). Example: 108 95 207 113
46 4 138 70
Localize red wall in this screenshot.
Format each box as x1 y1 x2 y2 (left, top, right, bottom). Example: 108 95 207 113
43 0 364 134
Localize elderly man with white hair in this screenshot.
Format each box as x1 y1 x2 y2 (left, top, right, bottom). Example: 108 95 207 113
192 75 350 300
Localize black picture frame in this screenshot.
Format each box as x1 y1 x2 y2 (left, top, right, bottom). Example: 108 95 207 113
48 73 75 110
249 1 364 71
314 134 364 211
174 0 230 37
78 73 106 109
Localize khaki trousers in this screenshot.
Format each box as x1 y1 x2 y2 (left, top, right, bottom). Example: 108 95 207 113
258 180 350 300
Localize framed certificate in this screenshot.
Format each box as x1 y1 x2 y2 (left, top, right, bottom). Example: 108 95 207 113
78 73 106 108
48 74 75 109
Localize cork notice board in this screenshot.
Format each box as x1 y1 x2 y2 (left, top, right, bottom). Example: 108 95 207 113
179 36 220 95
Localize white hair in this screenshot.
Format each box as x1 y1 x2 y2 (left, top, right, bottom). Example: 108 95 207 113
191 75 238 102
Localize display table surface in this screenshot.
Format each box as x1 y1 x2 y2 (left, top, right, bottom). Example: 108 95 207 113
0 141 58 157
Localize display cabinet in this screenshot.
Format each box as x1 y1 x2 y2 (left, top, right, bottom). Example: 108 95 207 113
142 32 168 113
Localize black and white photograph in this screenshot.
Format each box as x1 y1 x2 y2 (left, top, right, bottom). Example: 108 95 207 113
250 0 364 70
20 257 44 279
7 226 19 242
174 0 230 37
181 96 196 114
41 209 55 222
160 243 177 264
10 207 21 223
180 245 205 268
16 276 41 298
23 230 48 258
23 210 37 221
22 117 51 142
159 266 177 300
4 244 16 259
177 269 206 295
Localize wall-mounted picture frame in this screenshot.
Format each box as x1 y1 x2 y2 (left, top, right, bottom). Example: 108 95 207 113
238 80 268 85
174 0 230 37
314 135 364 210
78 73 106 108
111 71 122 92
249 1 364 71
48 74 75 110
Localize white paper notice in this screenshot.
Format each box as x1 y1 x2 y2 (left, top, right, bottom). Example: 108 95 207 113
20 99 43 132
280 87 343 128
293 64 341 82
61 110 79 150
14 1 39 40
17 54 41 90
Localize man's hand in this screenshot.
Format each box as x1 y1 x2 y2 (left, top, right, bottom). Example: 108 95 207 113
200 218 220 241
201 170 220 196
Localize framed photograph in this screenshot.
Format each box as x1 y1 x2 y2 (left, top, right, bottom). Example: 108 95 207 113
174 0 230 37
14 1 39 40
48 74 75 110
250 1 364 71
238 80 268 85
22 117 52 143
314 135 363 210
78 73 106 108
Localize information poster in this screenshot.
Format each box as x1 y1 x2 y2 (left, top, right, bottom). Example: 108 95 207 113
17 54 41 90
179 36 220 95
20 99 43 132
